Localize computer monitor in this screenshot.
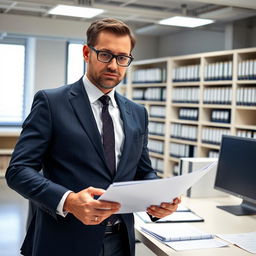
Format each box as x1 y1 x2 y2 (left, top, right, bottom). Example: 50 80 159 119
214 135 256 216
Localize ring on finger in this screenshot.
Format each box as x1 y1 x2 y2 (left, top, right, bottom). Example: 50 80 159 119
94 216 99 222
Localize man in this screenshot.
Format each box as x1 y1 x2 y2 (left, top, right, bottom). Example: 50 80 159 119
6 18 180 256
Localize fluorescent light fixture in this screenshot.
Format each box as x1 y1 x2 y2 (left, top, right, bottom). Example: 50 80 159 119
48 5 104 19
159 16 214 28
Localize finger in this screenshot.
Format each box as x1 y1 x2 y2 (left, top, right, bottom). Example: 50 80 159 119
90 213 116 225
147 205 177 218
92 208 119 218
82 216 102 225
84 211 108 222
148 205 174 215
173 197 181 204
87 202 120 217
96 200 121 210
148 201 177 212
146 208 165 219
93 216 101 223
86 186 106 197
160 202 179 211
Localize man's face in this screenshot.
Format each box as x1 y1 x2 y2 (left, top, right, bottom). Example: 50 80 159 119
83 31 132 94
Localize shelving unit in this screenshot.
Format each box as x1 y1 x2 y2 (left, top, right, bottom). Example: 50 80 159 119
126 57 171 177
127 47 256 178
0 128 20 177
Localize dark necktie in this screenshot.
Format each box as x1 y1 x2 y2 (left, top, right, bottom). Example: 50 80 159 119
99 95 119 226
99 95 116 176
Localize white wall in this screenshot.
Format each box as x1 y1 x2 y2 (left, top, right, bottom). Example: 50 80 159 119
252 26 256 46
251 17 256 46
0 13 89 39
158 30 225 57
232 18 256 49
34 39 66 92
133 35 158 60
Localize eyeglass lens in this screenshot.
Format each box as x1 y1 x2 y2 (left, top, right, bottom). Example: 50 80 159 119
98 52 131 66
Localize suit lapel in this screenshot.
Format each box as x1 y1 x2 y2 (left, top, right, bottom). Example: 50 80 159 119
68 79 106 165
115 93 133 179
68 80 134 180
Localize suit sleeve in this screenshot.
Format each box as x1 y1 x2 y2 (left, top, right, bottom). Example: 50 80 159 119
5 90 68 219
134 107 159 181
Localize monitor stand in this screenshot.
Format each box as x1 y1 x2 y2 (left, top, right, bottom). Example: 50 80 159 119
217 200 256 216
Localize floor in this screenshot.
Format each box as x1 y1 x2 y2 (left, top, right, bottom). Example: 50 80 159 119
0 178 156 256
0 178 28 256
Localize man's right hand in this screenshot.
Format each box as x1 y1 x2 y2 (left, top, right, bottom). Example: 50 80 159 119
63 186 120 225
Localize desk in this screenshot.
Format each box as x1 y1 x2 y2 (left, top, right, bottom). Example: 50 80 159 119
135 196 256 256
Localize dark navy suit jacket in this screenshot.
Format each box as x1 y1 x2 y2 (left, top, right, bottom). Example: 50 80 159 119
6 78 158 256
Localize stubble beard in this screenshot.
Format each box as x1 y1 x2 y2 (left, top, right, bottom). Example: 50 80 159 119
97 77 121 90
93 68 123 91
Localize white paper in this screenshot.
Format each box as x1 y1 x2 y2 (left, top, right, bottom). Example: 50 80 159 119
217 232 256 253
177 204 190 212
166 238 228 251
99 161 217 213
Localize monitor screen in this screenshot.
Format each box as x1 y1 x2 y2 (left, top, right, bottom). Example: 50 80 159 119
214 135 256 215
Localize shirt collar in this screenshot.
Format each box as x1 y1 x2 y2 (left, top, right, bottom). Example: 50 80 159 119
82 75 117 107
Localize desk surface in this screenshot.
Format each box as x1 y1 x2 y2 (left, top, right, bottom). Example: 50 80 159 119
135 196 256 256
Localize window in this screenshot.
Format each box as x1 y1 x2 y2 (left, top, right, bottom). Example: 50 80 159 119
66 42 85 84
0 43 25 125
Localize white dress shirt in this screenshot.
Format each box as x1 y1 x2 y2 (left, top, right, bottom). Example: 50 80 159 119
56 75 125 216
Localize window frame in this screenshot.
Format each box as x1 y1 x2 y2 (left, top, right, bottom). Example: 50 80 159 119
65 41 86 85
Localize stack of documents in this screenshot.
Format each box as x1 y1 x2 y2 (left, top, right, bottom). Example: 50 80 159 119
141 223 228 251
141 223 212 242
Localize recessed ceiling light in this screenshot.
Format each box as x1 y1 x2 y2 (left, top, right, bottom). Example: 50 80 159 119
159 16 214 28
48 5 104 19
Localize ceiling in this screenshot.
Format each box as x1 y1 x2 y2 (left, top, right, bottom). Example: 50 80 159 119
0 0 256 36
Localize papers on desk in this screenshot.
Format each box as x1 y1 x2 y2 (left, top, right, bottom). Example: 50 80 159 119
99 161 217 214
166 238 228 251
217 232 256 254
140 223 228 251
136 210 204 223
141 223 213 242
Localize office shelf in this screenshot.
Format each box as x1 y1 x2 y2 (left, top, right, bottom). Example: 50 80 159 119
0 147 14 176
172 82 200 86
170 119 198 125
131 83 167 88
149 135 165 141
0 128 20 149
149 152 164 159
133 100 166 105
127 47 256 177
149 117 165 122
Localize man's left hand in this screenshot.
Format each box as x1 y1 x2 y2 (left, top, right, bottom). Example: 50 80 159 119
146 197 181 219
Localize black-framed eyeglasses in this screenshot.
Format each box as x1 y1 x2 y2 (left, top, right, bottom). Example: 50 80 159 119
89 46 134 67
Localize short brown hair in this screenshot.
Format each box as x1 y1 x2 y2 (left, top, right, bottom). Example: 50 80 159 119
86 18 136 52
